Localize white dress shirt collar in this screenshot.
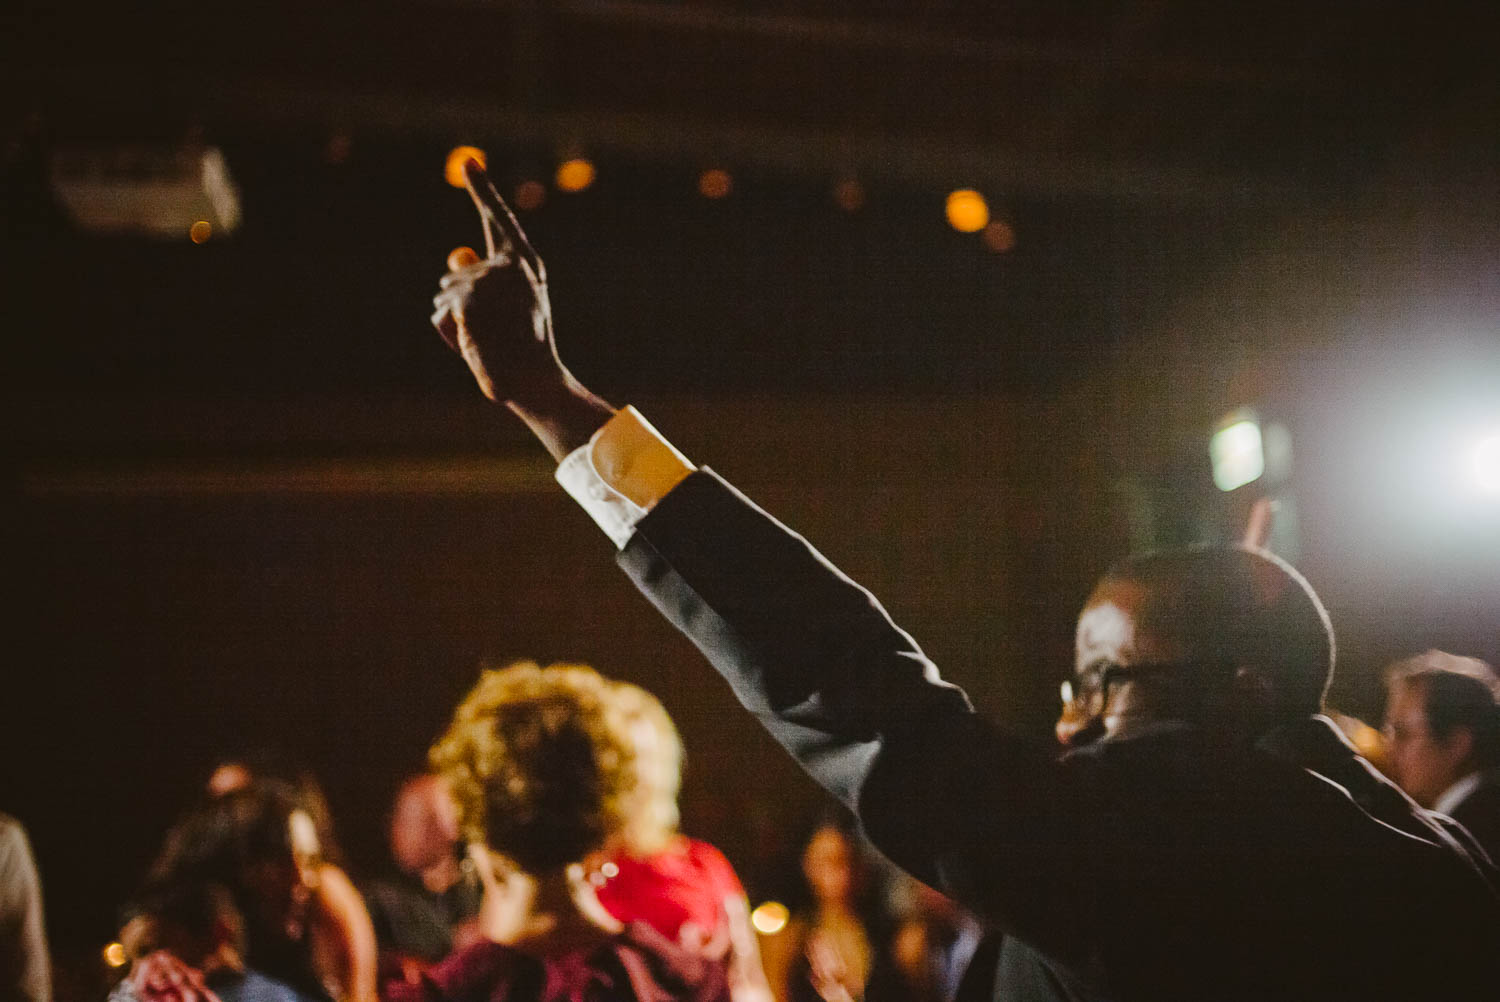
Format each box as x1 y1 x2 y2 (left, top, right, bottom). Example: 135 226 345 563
1433 771 1484 817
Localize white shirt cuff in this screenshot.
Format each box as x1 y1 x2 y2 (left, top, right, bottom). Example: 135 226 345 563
556 440 648 549
554 406 695 550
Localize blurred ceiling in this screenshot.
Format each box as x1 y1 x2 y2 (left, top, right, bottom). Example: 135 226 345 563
6 0 1496 202
2 0 1495 412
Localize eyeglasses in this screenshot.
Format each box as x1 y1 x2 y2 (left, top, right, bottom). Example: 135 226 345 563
1059 660 1185 711
1381 719 1429 747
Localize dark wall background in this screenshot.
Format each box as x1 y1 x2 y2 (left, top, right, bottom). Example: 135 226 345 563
2 0 1498 979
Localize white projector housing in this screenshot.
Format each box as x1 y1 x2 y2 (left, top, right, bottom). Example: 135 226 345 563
50 145 241 240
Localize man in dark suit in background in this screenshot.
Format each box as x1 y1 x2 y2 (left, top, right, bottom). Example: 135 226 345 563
1385 651 1500 863
425 161 1500 1001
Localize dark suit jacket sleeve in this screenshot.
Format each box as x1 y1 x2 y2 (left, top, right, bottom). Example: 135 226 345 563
617 470 1099 958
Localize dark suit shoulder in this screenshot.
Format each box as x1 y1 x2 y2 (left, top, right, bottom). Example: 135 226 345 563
1447 773 1500 866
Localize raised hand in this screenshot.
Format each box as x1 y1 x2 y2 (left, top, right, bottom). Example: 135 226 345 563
431 160 613 459
431 160 563 406
803 932 857 1002
1242 496 1274 550
127 951 222 1002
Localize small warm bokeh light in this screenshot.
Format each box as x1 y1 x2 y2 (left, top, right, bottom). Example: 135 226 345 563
750 900 789 935
697 168 733 199
555 158 596 193
444 146 487 188
982 219 1017 253
324 133 353 166
513 179 547 211
945 189 989 233
102 942 128 968
188 220 212 244
832 177 865 212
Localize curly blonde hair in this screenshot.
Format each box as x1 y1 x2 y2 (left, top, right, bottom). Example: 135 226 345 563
430 661 640 872
609 680 685 855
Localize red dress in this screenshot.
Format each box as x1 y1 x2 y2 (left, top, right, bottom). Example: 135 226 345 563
594 839 746 949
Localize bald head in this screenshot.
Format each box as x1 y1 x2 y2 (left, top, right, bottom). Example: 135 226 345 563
390 773 461 875
1071 545 1334 742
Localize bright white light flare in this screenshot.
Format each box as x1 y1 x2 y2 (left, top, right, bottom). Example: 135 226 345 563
1473 433 1500 494
1210 419 1265 492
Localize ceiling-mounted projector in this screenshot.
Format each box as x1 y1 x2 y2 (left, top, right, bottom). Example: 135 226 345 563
50 144 241 240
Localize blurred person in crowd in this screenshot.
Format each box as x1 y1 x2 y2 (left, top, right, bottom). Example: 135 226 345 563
362 775 482 983
422 161 1500 1001
592 680 772 1002
760 819 872 1002
145 783 365 1002
402 660 727 1001
866 876 989 1002
207 754 345 870
1384 650 1500 859
0 813 49 1002
114 882 321 1002
205 758 377 1002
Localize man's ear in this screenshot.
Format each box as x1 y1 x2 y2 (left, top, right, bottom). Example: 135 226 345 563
1439 726 1477 770
1233 665 1277 711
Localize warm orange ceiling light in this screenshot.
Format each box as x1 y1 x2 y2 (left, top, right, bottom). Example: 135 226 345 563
945 189 989 233
697 168 733 199
513 179 547 211
832 177 866 212
444 146 487 188
555 158 596 193
982 219 1016 253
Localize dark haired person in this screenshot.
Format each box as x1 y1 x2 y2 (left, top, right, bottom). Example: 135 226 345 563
400 660 727 1002
143 783 339 1002
363 775 482 984
421 161 1500 1001
205 756 377 1002
761 818 873 1002
114 882 323 1002
1384 651 1500 861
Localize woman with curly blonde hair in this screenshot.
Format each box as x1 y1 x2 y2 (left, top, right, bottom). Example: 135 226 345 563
407 661 727 1002
592 682 773 1002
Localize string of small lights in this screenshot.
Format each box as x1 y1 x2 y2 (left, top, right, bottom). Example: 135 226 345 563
439 144 1018 253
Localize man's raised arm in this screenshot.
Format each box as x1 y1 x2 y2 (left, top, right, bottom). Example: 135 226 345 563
426 164 1086 955
427 163 980 772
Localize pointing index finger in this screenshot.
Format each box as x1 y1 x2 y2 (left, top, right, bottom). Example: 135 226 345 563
463 160 506 258
463 159 544 277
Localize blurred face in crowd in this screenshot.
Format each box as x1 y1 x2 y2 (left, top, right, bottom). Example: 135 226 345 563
1384 682 1474 807
208 762 254 797
244 807 321 934
391 775 461 874
803 825 855 907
